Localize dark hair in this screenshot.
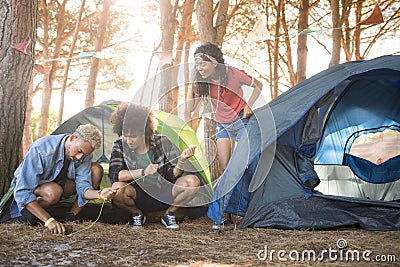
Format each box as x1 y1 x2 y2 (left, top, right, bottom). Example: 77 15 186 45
193 42 228 97
109 102 156 146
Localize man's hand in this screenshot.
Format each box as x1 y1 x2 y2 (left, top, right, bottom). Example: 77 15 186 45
47 219 67 235
99 187 118 201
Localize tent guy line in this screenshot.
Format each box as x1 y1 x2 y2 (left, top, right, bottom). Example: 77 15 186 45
67 151 192 237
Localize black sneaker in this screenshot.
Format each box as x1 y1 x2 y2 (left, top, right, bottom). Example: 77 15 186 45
161 212 179 230
17 208 39 225
132 213 146 228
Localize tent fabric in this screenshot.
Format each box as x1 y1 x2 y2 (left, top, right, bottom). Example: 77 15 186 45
315 165 400 201
316 78 400 165
208 55 400 230
240 146 400 230
53 100 120 162
343 154 400 184
53 101 212 186
153 110 212 185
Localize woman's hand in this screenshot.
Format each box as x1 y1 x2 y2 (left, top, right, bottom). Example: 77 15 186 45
181 145 196 159
243 104 253 119
144 164 159 176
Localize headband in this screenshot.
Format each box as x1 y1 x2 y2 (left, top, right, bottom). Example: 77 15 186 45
194 53 218 64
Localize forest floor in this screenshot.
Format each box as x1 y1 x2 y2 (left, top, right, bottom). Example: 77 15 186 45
0 214 398 267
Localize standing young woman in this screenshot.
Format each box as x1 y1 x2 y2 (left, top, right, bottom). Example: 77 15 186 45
187 42 263 177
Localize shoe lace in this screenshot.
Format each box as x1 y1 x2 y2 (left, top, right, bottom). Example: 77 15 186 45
165 214 176 225
133 215 142 225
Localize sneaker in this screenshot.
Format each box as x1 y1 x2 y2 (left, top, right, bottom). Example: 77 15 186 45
17 208 39 225
161 212 179 230
132 213 146 228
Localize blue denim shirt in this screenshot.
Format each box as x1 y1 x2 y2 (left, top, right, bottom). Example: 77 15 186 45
9 134 93 218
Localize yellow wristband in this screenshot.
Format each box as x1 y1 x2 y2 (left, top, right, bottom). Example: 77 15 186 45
44 217 55 228
97 190 102 200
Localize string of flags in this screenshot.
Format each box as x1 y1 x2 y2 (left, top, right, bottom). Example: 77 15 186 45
6 2 387 68
247 3 385 42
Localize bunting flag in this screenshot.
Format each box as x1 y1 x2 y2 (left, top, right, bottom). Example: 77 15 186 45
21 2 387 65
153 50 173 66
75 51 98 59
11 38 31 55
359 3 384 25
299 28 324 38
247 14 269 42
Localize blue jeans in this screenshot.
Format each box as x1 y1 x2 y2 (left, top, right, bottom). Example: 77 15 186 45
216 110 250 141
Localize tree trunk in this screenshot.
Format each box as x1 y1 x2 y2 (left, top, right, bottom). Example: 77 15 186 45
196 0 231 181
158 0 179 113
85 0 112 108
214 0 229 45
296 0 309 84
38 0 68 137
37 0 51 137
281 3 295 86
58 0 86 125
22 73 35 156
0 0 38 194
175 0 195 65
272 0 283 99
196 0 215 43
329 0 342 67
354 0 363 60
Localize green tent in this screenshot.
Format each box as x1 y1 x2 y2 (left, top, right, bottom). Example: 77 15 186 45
52 100 212 190
0 100 211 219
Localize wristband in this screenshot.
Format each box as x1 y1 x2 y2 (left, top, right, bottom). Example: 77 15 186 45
177 157 187 166
97 190 102 200
141 169 146 177
44 217 55 228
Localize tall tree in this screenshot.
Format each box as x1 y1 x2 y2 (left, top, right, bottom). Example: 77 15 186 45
0 0 38 194
58 0 86 125
29 0 130 141
158 0 179 113
272 0 283 99
195 0 231 180
296 0 320 83
37 0 70 137
328 0 344 67
196 0 215 43
85 0 113 108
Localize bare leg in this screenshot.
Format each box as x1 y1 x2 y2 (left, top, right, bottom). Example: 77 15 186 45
216 138 235 173
34 183 63 208
166 174 200 214
111 182 142 215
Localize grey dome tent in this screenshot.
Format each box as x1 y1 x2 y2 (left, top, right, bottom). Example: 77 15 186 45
208 55 400 230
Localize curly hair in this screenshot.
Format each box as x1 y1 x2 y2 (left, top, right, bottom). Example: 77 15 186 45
75 124 102 149
109 102 156 145
193 42 228 97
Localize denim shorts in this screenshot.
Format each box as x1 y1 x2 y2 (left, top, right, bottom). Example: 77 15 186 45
216 110 250 141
